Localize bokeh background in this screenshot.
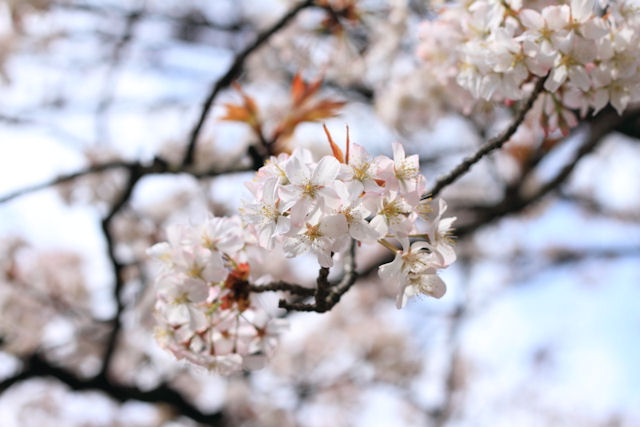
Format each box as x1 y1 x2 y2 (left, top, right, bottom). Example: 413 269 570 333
0 0 639 426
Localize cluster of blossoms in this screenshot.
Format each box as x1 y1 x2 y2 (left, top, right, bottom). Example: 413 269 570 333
241 140 457 308
148 138 457 373
417 0 640 134
147 217 287 374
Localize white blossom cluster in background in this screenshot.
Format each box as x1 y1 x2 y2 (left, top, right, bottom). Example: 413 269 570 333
416 0 640 134
148 139 457 373
147 217 287 374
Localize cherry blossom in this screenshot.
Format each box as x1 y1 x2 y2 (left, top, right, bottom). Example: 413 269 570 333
148 138 458 372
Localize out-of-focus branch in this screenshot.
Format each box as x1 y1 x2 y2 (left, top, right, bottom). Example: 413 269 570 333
95 8 141 143
360 107 640 279
53 1 251 34
425 75 547 199
0 161 133 204
456 107 640 237
557 191 640 223
0 157 252 205
181 0 315 167
98 165 143 378
0 353 225 426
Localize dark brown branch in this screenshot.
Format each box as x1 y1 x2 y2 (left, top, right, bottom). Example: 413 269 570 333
456 107 640 237
278 241 358 312
0 353 225 426
0 157 252 205
181 0 315 167
99 166 143 378
425 75 547 199
54 1 250 33
0 161 133 204
249 281 315 296
95 8 142 142
360 107 640 279
557 191 640 223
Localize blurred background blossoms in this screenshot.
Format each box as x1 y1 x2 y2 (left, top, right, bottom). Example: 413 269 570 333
1 0 640 426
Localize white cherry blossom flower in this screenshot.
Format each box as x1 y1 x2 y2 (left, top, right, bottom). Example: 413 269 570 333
279 150 341 227
283 211 348 267
378 238 447 308
241 177 293 249
426 199 457 267
335 180 384 244
366 191 415 237
377 142 422 194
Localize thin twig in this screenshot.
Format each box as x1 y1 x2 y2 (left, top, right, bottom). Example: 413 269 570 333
0 161 133 204
0 157 252 205
425 76 547 199
181 0 315 167
456 107 639 237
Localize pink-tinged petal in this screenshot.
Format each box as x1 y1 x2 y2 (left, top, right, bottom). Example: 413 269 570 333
203 255 227 282
332 234 351 252
165 304 189 325
543 5 570 31
568 65 591 92
545 65 568 92
392 142 406 163
166 224 187 247
289 200 313 228
379 254 403 282
184 277 209 302
258 222 276 249
420 274 447 298
395 283 411 309
570 0 593 22
278 182 302 202
349 221 382 243
284 152 309 185
320 214 348 237
261 177 278 205
349 143 371 165
275 216 291 235
611 88 630 115
590 88 609 114
526 57 551 77
572 37 597 64
312 156 340 185
316 249 334 268
369 215 388 238
434 244 457 267
409 240 430 252
317 186 341 210
581 18 609 39
147 242 171 260
438 216 456 233
283 238 308 258
520 9 544 30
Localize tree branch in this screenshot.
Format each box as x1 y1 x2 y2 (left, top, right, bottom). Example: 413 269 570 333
181 0 315 167
0 161 134 204
0 157 252 205
0 353 225 426
278 241 358 312
425 75 547 199
249 281 316 296
456 107 640 237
